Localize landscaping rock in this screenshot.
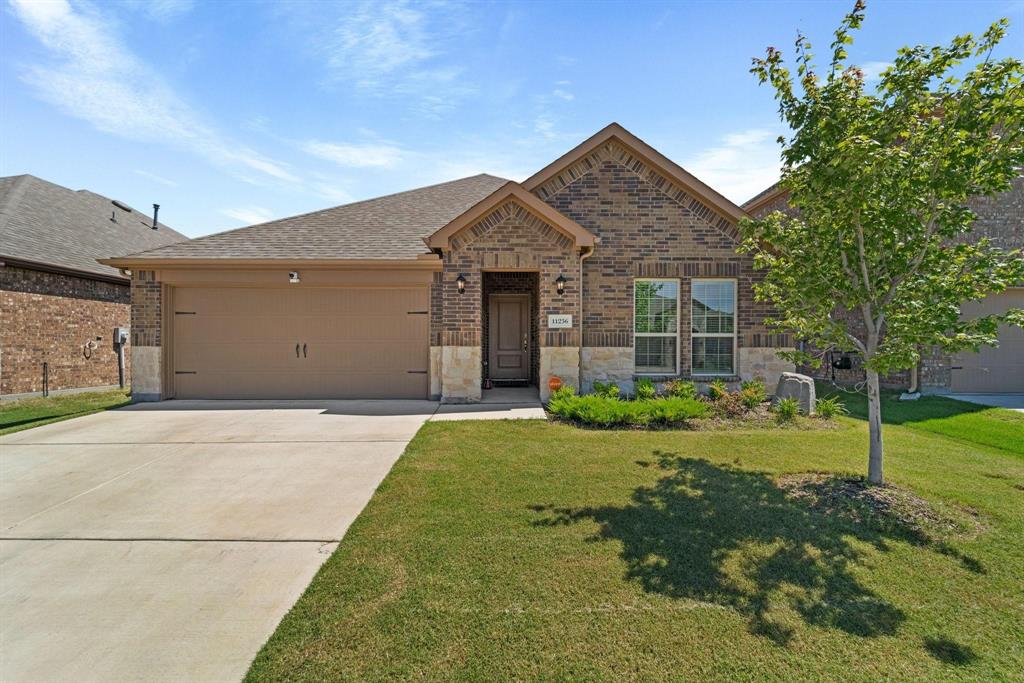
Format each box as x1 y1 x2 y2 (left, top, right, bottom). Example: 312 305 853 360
775 372 816 415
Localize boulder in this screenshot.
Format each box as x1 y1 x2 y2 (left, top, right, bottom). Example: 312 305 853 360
774 372 816 415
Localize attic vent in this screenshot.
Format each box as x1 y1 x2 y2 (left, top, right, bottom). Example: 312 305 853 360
111 200 131 212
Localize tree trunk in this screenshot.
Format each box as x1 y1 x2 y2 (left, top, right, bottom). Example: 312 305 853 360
866 368 884 485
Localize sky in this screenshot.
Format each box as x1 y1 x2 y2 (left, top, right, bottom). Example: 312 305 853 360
2 0 1022 238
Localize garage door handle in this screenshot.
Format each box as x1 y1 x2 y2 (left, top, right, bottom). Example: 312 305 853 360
296 343 300 358
303 343 307 358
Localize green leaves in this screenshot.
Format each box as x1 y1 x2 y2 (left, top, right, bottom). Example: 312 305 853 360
741 2 1024 379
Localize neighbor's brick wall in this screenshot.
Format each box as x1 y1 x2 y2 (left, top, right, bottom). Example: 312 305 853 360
0 265 129 395
438 200 580 349
540 155 784 379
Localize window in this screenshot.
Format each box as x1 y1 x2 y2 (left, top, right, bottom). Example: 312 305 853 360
634 279 678 374
691 279 736 375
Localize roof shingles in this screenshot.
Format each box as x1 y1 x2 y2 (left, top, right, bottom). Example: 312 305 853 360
0 175 187 279
124 174 509 261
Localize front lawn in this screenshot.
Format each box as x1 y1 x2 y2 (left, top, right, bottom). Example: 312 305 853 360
0 388 131 436
818 383 1024 456
247 417 1024 681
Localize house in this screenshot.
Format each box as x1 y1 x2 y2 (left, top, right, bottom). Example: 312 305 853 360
103 123 795 403
0 175 187 398
744 177 1024 394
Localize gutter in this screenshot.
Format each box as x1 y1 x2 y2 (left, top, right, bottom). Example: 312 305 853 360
578 244 596 391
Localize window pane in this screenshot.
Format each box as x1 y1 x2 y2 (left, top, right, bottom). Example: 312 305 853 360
692 337 734 374
635 336 677 374
635 280 678 334
692 281 735 334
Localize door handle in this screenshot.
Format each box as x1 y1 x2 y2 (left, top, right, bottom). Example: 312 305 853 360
296 343 300 358
303 343 308 358
522 333 528 352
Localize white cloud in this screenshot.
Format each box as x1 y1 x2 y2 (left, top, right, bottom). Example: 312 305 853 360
122 0 194 21
312 183 355 204
134 169 179 187
308 0 475 118
681 128 782 205
552 88 574 101
220 206 275 225
860 61 893 83
9 0 295 183
303 140 404 168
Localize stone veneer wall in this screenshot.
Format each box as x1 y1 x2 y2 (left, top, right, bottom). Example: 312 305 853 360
1 265 130 396
130 269 163 401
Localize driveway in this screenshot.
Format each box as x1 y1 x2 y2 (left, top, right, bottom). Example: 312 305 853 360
0 400 437 682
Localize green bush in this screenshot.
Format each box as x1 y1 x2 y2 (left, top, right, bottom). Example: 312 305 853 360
547 391 709 427
739 379 767 409
664 379 697 399
591 381 620 399
773 397 800 423
815 395 848 419
708 378 729 400
635 377 656 400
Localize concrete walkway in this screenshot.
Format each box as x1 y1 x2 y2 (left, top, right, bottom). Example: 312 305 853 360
945 393 1024 413
431 386 546 421
0 400 437 682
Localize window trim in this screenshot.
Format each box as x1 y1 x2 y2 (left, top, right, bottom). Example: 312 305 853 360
633 278 680 376
690 277 738 377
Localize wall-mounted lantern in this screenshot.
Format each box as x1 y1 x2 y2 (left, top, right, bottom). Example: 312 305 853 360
555 274 567 295
456 274 467 294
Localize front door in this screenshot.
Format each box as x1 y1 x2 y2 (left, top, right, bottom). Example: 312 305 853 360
488 294 530 381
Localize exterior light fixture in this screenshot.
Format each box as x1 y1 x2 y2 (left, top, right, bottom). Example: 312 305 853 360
555 274 567 295
288 271 301 284
456 274 466 294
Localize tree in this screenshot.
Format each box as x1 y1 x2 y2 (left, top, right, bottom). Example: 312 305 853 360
740 0 1024 484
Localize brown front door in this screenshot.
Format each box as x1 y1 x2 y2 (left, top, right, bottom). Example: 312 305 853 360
488 294 530 381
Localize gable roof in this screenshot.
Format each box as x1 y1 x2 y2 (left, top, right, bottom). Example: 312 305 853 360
742 182 787 216
0 174 187 281
522 122 747 224
426 182 597 251
108 174 508 265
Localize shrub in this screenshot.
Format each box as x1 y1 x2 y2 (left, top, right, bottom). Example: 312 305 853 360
635 377 656 400
547 391 709 427
739 379 767 409
664 379 697 399
773 397 799 423
708 378 729 400
591 380 620 399
713 391 747 418
816 395 849 419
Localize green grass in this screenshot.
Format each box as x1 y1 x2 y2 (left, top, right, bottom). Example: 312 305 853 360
0 388 131 435
817 383 1024 456
247 417 1024 681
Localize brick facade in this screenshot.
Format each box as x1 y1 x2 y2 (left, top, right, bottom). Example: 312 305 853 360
1 266 129 396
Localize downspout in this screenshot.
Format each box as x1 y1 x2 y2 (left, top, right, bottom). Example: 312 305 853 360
578 244 596 391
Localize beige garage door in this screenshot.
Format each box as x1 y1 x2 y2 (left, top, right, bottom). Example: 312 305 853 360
172 287 429 399
951 288 1024 393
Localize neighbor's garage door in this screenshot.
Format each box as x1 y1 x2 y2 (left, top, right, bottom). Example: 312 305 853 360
951 288 1024 393
172 287 429 399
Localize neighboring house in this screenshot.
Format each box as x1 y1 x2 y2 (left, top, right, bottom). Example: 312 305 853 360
104 123 796 403
744 176 1024 394
0 175 187 398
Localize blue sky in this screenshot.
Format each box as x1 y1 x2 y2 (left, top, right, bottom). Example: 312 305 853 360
2 0 1021 238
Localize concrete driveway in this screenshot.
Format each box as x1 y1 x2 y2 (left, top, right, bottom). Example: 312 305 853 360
0 400 437 682
945 393 1024 412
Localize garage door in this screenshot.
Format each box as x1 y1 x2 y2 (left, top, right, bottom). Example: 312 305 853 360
172 287 429 399
951 288 1024 393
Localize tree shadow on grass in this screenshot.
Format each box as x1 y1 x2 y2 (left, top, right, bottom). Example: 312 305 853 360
531 452 978 646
